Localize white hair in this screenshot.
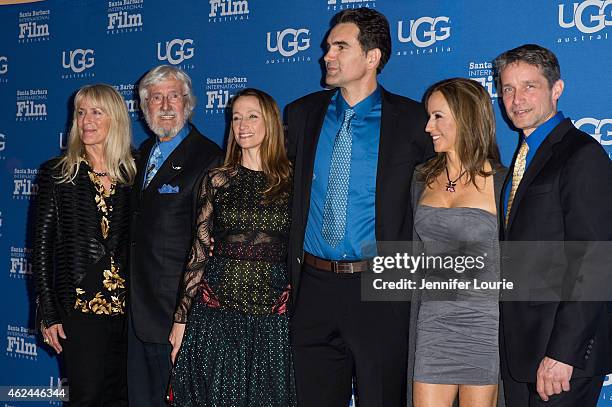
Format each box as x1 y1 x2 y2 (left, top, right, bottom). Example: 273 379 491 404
138 65 196 123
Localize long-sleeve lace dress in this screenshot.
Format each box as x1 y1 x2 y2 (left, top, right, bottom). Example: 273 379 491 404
171 165 295 407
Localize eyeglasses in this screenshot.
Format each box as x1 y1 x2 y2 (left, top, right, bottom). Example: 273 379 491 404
147 91 187 105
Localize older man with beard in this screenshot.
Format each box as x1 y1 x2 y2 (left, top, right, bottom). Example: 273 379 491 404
128 65 222 407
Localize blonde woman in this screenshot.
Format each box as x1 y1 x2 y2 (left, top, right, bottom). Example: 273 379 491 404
169 88 295 406
34 84 135 405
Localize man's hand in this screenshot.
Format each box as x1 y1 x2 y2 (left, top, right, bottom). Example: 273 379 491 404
536 356 573 401
42 323 66 354
169 323 186 364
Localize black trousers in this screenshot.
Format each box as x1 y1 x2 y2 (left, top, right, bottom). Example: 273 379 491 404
503 371 604 407
60 312 127 407
291 264 411 407
126 312 172 407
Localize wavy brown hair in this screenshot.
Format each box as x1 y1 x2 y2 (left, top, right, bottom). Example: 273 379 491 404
223 88 291 199
420 78 501 188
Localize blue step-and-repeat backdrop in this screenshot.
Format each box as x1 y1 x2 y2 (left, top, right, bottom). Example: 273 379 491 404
0 0 610 405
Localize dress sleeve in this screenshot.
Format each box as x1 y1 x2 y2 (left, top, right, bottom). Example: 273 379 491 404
173 172 215 323
33 160 61 327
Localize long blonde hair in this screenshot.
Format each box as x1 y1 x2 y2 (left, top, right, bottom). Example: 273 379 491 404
223 88 291 199
58 84 136 185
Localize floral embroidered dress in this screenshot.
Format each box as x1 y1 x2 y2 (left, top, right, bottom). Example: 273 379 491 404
171 165 295 407
73 170 126 315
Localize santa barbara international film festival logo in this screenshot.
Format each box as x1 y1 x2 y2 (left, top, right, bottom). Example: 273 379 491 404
266 28 312 64
157 38 195 70
327 0 377 12
13 168 38 200
557 0 610 44
6 324 37 360
61 48 95 79
107 0 144 34
396 14 452 56
208 0 249 23
17 8 50 43
9 246 32 279
113 83 141 118
574 117 612 159
204 75 248 114
466 61 497 99
16 89 47 122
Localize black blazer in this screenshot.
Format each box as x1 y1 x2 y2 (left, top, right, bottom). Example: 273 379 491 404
34 157 131 327
499 119 612 382
286 87 433 301
129 126 222 343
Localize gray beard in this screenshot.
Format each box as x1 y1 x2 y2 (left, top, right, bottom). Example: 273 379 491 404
145 116 187 139
151 125 181 139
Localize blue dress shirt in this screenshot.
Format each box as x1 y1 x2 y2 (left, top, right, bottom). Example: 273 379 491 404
304 87 382 260
143 125 190 187
503 111 565 216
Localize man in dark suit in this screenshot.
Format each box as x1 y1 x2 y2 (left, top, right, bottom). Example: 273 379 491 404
286 8 433 406
495 44 612 406
128 65 222 407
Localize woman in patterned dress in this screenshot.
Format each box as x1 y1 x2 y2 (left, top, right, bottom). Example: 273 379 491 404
34 84 136 405
169 88 295 407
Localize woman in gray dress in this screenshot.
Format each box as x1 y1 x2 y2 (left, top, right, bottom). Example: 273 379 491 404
410 78 507 407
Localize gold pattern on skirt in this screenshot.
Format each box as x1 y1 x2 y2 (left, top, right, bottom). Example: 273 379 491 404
74 288 126 315
103 260 126 291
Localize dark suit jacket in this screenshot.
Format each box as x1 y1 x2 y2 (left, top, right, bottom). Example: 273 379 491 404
129 125 222 343
499 118 612 382
286 87 433 302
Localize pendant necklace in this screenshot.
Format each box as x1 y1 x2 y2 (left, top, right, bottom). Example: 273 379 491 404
445 167 466 193
93 170 108 177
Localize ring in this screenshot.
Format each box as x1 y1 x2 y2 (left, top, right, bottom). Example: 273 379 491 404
44 338 49 343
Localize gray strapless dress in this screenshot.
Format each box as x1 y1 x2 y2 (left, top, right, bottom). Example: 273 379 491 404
413 204 500 385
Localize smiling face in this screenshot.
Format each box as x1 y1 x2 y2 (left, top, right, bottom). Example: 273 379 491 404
500 61 564 137
425 91 457 154
144 77 187 140
231 95 265 153
77 97 111 149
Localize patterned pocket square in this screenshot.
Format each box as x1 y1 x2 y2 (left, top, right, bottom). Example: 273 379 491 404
158 184 179 194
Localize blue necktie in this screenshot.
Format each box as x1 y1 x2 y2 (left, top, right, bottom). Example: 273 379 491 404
144 143 162 188
322 108 355 247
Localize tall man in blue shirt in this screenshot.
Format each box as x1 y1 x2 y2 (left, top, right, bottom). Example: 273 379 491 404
286 8 433 406
495 44 612 407
128 65 222 406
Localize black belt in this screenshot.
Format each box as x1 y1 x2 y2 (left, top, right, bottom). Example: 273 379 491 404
303 252 369 274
